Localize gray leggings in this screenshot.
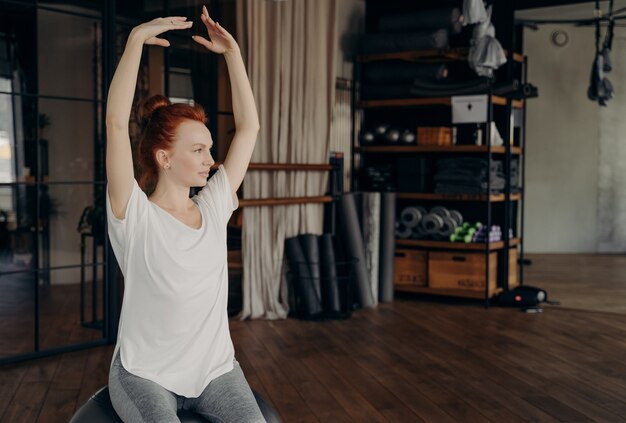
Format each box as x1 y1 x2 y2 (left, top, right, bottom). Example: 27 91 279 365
109 351 266 423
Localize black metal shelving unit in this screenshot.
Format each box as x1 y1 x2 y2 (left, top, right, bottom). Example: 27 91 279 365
350 47 527 306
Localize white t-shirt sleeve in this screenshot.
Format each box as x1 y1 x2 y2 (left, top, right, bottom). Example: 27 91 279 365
105 179 146 265
195 164 239 225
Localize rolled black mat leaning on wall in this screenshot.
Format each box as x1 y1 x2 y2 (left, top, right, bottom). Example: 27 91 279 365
319 234 342 314
284 233 353 319
338 193 376 308
284 236 323 318
299 234 322 306
285 193 395 315
378 192 396 302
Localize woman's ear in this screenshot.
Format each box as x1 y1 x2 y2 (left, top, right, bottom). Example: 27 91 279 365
155 149 171 169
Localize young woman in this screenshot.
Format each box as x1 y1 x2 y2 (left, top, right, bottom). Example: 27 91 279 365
105 6 263 422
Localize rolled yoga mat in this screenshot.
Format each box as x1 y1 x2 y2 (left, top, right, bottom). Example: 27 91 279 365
400 206 424 228
362 63 448 83
330 228 351 309
362 78 491 100
439 216 458 238
378 192 396 302
421 213 445 235
395 222 412 239
494 80 539 99
362 83 419 100
410 77 492 97
284 236 322 317
338 193 375 308
430 206 451 219
319 234 341 313
361 192 380 306
449 209 463 226
360 29 449 55
412 224 428 239
378 8 463 34
493 79 520 96
298 234 322 305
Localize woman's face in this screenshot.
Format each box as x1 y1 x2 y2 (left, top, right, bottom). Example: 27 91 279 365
164 119 215 187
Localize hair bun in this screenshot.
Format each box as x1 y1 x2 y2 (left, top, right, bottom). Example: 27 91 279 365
137 94 171 130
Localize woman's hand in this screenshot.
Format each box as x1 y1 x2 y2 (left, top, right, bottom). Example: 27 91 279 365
192 5 239 54
130 17 193 47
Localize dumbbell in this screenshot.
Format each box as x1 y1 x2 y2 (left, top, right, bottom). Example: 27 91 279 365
373 124 390 140
472 225 502 242
360 129 375 145
449 222 483 243
399 129 416 144
384 128 401 144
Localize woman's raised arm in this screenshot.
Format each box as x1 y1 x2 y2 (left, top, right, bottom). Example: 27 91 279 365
192 6 259 196
106 17 192 219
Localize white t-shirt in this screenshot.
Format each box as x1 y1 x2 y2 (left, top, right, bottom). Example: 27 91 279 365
106 164 239 397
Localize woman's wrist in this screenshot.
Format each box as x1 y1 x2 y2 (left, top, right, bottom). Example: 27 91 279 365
223 45 242 60
127 28 146 47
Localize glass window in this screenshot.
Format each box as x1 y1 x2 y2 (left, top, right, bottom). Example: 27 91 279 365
43 183 104 270
39 98 101 183
0 2 37 95
38 9 103 100
0 183 39 270
0 89 17 184
0 93 37 186
169 66 193 102
168 32 214 116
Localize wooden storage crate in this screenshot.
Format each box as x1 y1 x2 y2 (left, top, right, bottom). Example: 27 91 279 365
428 251 497 292
394 249 427 286
417 127 452 146
508 247 519 289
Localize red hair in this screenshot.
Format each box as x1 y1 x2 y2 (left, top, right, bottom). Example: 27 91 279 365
135 95 207 195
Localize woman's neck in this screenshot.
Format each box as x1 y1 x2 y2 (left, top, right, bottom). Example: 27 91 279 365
149 181 194 213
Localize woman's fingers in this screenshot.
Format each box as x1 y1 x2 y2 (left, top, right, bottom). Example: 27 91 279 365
162 16 188 23
215 22 229 36
193 7 235 52
200 13 216 31
202 5 212 21
191 35 214 50
168 19 193 29
157 16 192 30
146 37 171 47
201 6 217 26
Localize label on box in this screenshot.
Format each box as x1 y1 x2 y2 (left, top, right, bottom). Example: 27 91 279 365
452 95 488 124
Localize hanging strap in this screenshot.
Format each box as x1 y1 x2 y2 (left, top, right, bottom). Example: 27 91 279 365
595 0 602 54
604 0 615 50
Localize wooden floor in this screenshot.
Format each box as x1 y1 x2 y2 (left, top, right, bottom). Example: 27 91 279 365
525 253 626 315
2 298 626 422
0 275 104 357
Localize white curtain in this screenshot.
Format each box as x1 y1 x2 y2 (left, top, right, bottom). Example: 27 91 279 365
235 0 338 319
